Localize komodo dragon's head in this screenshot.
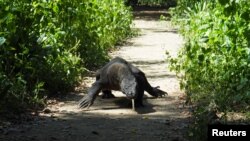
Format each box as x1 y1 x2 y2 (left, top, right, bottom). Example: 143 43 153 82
120 76 138 99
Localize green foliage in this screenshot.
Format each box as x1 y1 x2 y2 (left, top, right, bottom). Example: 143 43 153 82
170 1 250 140
76 0 133 67
0 0 132 112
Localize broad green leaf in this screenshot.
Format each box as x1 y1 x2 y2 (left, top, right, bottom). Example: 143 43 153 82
0 37 6 46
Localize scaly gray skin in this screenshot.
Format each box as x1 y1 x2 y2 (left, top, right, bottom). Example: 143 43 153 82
78 57 167 109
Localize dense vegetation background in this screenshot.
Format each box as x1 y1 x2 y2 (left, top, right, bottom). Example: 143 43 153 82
2 0 249 140
0 0 133 112
170 0 250 140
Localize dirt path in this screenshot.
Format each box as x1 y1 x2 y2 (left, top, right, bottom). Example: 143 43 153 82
1 8 190 141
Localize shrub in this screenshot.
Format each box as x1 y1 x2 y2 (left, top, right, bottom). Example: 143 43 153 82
0 0 132 112
171 0 250 112
170 1 250 139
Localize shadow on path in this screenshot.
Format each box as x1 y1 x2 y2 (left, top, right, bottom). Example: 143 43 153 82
133 6 171 21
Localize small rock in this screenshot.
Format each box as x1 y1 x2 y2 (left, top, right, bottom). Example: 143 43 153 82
60 110 67 113
43 108 51 114
50 114 56 118
50 136 57 140
58 102 65 106
91 131 99 135
20 129 25 133
29 136 37 140
164 120 171 125
172 137 179 141
31 112 38 116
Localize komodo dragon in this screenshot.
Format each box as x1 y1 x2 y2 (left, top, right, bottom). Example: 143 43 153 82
78 57 167 109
